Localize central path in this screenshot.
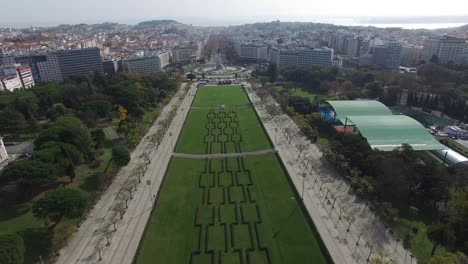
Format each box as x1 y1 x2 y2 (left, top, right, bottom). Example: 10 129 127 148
172 148 276 159
55 83 197 264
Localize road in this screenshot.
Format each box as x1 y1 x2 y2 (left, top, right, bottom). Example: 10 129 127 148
245 82 415 264
55 82 197 264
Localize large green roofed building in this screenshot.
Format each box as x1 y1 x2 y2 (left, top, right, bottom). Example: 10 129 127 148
345 115 446 151
326 100 392 122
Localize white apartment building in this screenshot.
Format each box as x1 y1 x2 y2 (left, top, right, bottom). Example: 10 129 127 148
0 65 35 91
235 42 269 61
172 46 195 63
298 47 334 68
157 51 170 68
122 56 162 75
37 54 63 82
423 36 468 64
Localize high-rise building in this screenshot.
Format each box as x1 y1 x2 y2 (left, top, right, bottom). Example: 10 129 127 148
330 33 346 54
277 50 298 68
172 46 196 63
122 56 162 75
234 43 269 61
298 47 334 68
423 36 468 64
373 42 402 69
344 37 360 57
37 54 63 83
269 48 279 65
13 55 47 83
56 47 104 80
400 46 423 67
157 51 170 68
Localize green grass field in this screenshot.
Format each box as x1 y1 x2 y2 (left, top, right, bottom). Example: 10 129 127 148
137 85 330 264
192 85 250 107
175 107 272 154
136 155 330 264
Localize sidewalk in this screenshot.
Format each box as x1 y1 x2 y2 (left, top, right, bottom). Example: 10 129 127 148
244 82 415 264
55 83 197 264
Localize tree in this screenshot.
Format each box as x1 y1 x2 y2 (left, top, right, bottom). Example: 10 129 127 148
370 249 396 264
0 233 24 264
91 128 106 149
0 109 28 134
1 159 57 191
113 202 126 219
83 100 112 118
32 188 90 225
112 146 130 166
430 54 440 64
428 223 454 256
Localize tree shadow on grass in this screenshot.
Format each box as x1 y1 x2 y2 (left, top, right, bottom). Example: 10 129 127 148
0 203 31 222
79 172 101 193
18 227 53 264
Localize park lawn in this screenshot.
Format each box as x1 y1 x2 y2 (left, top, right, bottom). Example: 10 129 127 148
192 85 250 107
175 107 271 154
136 154 330 264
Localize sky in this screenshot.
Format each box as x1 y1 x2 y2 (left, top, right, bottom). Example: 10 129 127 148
1 0 468 27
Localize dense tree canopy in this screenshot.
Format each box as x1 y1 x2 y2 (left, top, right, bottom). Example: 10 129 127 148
0 233 24 264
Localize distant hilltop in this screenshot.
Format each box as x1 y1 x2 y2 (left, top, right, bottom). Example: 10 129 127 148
135 20 181 27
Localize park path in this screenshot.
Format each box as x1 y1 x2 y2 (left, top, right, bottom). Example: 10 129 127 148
190 104 251 109
172 148 276 159
54 82 197 264
244 82 416 264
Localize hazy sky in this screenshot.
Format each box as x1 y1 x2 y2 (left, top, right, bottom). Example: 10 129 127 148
1 0 468 27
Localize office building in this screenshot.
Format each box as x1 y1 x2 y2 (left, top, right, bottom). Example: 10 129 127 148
56 47 104 80
235 43 269 61
269 48 279 66
157 51 170 68
423 36 468 64
172 46 195 63
400 46 423 66
277 50 298 68
297 47 334 68
373 42 402 69
330 33 346 54
122 56 162 75
37 54 63 82
345 37 360 57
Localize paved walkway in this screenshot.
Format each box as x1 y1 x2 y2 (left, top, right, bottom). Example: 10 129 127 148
190 104 251 109
55 83 198 264
103 126 119 141
173 148 276 159
244 82 415 264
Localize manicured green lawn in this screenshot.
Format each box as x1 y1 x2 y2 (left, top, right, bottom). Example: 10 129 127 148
175 107 271 154
136 155 330 264
192 85 250 107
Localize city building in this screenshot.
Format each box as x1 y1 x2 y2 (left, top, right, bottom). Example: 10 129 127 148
400 45 423 67
0 137 8 164
344 37 360 57
298 47 334 68
157 51 170 68
373 42 402 69
122 56 162 75
269 48 279 66
234 43 269 61
423 36 468 64
277 50 298 68
329 33 346 54
172 46 196 63
11 55 47 83
37 54 63 83
0 65 35 91
56 47 104 80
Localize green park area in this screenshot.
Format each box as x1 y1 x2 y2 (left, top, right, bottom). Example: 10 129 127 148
136 85 330 263
137 155 329 264
175 107 272 154
192 85 250 107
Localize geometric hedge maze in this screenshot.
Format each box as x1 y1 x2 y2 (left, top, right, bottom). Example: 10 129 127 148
190 108 271 264
203 108 244 154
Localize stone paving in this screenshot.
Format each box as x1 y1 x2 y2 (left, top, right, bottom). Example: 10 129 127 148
244 82 416 264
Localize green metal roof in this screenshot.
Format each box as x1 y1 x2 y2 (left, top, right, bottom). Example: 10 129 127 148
327 100 392 122
346 115 446 151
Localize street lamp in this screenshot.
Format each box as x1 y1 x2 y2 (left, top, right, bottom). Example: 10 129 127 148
146 180 153 202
